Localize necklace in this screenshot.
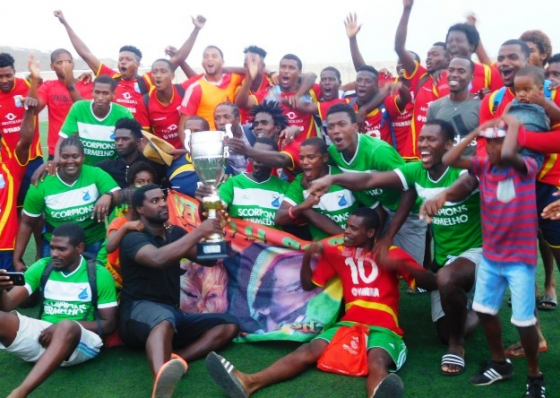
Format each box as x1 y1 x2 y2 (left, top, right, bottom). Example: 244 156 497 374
448 94 471 112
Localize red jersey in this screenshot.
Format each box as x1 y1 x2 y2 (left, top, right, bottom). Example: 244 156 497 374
312 244 418 336
384 95 414 158
179 73 243 130
353 101 393 145
404 62 449 160
142 84 184 149
0 78 42 162
318 98 349 121
236 74 272 124
0 154 27 250
37 79 93 156
96 64 153 124
254 84 320 143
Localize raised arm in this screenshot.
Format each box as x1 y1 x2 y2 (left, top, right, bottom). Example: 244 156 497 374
14 97 39 164
168 15 206 69
54 10 101 74
235 53 261 110
394 0 417 75
442 128 479 169
27 55 46 113
345 13 366 71
466 14 492 66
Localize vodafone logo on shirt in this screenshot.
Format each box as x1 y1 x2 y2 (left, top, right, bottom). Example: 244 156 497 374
5 113 16 121
122 92 132 100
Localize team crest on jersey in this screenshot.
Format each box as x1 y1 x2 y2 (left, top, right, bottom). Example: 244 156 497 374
78 287 89 300
271 195 280 208
83 191 91 201
338 194 347 206
110 131 115 140
134 82 141 94
13 96 23 108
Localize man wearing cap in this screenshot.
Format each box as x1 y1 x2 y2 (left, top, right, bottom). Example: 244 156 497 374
95 118 166 188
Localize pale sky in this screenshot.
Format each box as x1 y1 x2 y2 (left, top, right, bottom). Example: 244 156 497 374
3 0 558 71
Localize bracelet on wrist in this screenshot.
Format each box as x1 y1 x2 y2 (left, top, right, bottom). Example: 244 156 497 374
288 206 297 219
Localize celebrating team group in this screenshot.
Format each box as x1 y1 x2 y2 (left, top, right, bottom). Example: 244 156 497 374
1 0 560 397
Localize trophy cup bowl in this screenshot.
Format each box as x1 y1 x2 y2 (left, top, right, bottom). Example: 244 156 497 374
189 130 229 260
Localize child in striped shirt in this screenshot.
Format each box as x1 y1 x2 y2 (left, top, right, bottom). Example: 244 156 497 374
442 115 544 398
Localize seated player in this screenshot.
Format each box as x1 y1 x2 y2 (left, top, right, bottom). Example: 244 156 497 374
0 223 117 398
196 138 289 228
275 137 358 240
119 185 239 397
206 207 436 398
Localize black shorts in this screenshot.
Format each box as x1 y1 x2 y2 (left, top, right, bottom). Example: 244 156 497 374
536 181 560 247
119 300 238 349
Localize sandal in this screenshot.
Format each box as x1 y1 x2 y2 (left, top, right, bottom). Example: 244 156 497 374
440 353 465 376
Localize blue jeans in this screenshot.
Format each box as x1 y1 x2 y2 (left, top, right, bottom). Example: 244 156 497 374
41 239 103 259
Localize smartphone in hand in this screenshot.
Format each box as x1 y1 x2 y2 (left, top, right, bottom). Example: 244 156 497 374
4 272 25 286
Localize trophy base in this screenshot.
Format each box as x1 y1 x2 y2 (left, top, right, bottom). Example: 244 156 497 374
197 241 229 261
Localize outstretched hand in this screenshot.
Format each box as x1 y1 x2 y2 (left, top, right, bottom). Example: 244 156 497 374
344 13 362 39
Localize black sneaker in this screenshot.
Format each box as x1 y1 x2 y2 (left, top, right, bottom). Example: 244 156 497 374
470 359 514 386
525 375 545 398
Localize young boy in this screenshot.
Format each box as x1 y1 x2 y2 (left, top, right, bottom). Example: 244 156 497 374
205 207 436 398
442 116 544 398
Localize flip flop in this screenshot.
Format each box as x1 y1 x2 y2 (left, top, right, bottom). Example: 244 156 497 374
505 342 548 358
206 351 248 398
440 353 465 376
152 354 188 398
537 295 558 311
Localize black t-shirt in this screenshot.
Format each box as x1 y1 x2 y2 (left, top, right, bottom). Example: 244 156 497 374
119 226 187 308
95 152 167 188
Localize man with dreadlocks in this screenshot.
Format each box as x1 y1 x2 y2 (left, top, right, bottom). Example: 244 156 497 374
228 101 304 181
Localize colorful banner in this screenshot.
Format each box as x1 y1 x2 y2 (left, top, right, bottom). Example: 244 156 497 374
169 191 344 343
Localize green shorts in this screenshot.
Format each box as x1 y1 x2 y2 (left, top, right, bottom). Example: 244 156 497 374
313 321 408 371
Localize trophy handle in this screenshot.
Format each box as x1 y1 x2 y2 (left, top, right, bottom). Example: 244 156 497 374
184 129 192 154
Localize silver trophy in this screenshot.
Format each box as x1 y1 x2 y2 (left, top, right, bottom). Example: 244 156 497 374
185 126 233 260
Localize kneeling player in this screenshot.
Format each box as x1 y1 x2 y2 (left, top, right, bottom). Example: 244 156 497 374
206 207 436 398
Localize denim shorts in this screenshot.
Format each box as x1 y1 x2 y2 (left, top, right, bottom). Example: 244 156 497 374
472 256 537 327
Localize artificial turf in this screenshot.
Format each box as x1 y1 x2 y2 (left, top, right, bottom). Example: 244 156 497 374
1 122 557 397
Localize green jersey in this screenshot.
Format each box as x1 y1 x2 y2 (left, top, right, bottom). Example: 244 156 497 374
60 100 133 165
23 165 119 245
328 134 405 211
284 166 358 240
219 173 289 227
24 256 117 325
395 162 482 266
